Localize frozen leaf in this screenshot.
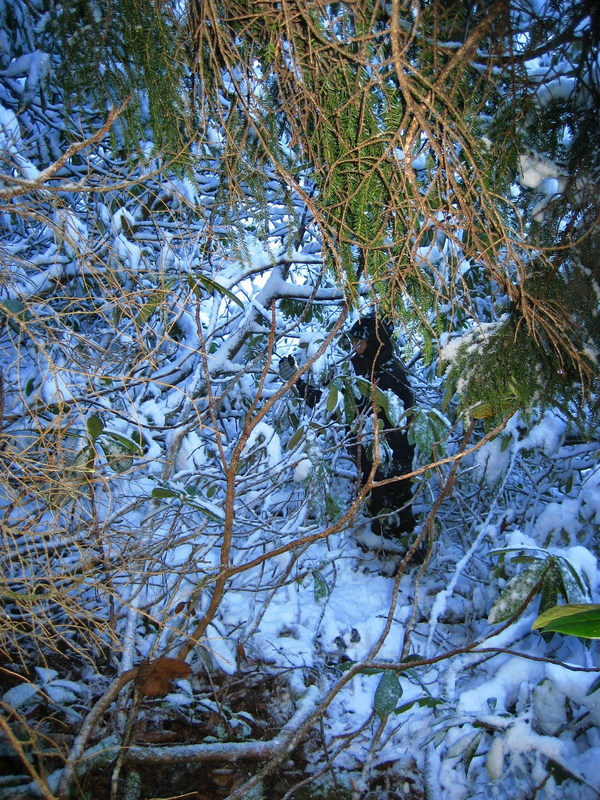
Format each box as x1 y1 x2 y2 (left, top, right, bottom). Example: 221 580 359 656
123 771 141 800
488 563 545 624
586 674 600 696
373 671 402 719
68 444 96 482
463 730 484 775
313 571 330 603
538 560 563 615
98 434 137 473
101 431 144 454
557 557 587 600
343 383 358 424
486 735 504 781
446 730 484 776
446 730 483 763
408 408 449 459
2 682 39 709
151 483 225 521
382 390 407 427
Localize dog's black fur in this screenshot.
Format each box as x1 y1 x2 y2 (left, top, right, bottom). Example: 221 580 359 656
281 315 416 538
348 316 416 537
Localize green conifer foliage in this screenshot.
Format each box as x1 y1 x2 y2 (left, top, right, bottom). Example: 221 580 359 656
47 0 193 160
44 0 599 412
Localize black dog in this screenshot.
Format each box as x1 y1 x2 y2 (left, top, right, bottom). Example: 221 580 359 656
347 316 415 537
280 316 416 538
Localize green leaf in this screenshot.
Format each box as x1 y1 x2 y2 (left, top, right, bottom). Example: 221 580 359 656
393 695 443 715
98 435 135 473
188 274 245 309
373 671 402 719
0 298 26 315
374 387 389 413
313 571 330 603
325 493 344 522
102 431 144 454
441 374 458 413
87 414 105 442
326 385 339 413
287 426 305 451
0 298 30 325
355 377 372 398
152 487 179 499
408 408 448 459
532 603 600 629
136 287 169 325
532 604 600 639
488 563 546 624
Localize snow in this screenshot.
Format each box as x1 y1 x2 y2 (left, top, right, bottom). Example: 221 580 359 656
535 499 583 540
2 682 39 709
242 421 282 467
457 656 544 715
2 10 599 799
293 457 311 481
485 734 504 781
0 102 40 181
533 678 568 735
546 663 600 725
518 152 566 190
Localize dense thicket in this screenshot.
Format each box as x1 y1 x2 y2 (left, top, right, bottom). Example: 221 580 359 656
0 2 598 799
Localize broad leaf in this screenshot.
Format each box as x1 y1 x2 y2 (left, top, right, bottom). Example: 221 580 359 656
532 604 600 639
313 571 330 603
136 287 170 325
189 274 245 309
373 671 402 719
488 563 545 624
326 385 339 413
86 414 105 442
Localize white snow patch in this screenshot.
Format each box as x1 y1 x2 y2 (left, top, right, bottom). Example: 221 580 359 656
293 457 312 482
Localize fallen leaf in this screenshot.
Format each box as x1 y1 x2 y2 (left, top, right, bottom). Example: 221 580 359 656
136 656 191 697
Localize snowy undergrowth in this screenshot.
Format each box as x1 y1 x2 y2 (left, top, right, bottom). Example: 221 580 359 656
2 364 598 799
1 16 599 794
1 171 599 797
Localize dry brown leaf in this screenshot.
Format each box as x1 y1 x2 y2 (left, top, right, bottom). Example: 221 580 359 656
136 656 191 697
